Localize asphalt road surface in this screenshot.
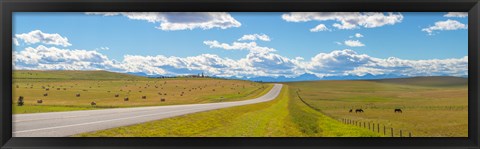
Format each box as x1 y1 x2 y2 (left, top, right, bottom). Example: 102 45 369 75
13 84 283 137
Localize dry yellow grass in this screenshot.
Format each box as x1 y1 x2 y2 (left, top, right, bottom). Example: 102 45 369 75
12 70 271 114
286 79 467 137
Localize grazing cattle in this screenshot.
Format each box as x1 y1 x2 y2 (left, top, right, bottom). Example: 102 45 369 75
63 88 67 90
46 88 50 91
91 101 96 106
124 97 129 101
115 94 119 97
355 109 364 113
164 93 167 95
160 98 166 102
57 88 60 90
349 109 353 113
76 93 80 97
43 93 48 96
17 96 24 106
37 99 43 104
142 96 147 99
212 89 216 91
394 109 403 113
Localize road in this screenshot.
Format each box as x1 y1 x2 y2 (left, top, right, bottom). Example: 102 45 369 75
13 84 283 137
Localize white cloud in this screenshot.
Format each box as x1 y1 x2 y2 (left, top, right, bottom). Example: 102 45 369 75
335 42 343 45
203 40 276 53
355 33 363 38
238 34 271 41
344 40 365 47
13 39 467 79
305 49 467 77
444 12 468 18
421 19 468 35
13 45 119 71
86 12 241 31
15 30 72 47
13 38 19 46
95 47 110 51
282 12 403 30
310 24 330 32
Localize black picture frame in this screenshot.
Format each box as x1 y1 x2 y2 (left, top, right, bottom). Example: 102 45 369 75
1 0 479 149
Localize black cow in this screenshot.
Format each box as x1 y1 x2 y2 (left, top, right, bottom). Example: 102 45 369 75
355 109 364 113
91 101 96 106
394 109 403 113
76 93 81 97
37 100 43 104
115 94 119 97
43 93 48 96
124 97 129 101
161 98 166 102
142 96 147 99
349 109 353 113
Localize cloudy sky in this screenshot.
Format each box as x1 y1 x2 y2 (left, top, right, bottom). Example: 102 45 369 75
12 12 468 79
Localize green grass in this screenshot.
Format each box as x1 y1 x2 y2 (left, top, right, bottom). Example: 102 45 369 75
13 104 101 114
13 70 271 114
286 78 468 137
74 85 380 137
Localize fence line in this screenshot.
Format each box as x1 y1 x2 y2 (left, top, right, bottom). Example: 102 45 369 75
341 118 412 137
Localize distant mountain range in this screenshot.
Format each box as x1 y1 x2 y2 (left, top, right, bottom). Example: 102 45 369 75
237 73 407 82
127 72 467 82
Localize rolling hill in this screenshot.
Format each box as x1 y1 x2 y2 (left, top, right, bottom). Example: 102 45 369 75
371 76 467 87
13 70 145 80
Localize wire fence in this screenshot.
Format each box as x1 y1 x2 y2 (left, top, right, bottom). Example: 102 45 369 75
341 118 412 137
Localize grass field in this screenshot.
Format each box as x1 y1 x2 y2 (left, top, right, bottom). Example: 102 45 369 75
13 70 467 137
286 77 468 137
75 85 380 137
12 70 272 114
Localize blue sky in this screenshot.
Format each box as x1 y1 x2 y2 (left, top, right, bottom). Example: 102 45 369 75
12 12 468 79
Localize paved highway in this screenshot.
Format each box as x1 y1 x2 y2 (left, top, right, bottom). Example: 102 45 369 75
13 84 283 137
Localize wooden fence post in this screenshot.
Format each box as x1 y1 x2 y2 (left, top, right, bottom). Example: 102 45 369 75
368 122 371 130
391 128 394 137
409 132 412 137
384 126 386 135
372 123 375 132
377 124 380 133
400 130 403 137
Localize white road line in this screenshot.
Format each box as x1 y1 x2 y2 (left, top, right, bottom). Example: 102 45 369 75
13 106 216 134
13 84 282 136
